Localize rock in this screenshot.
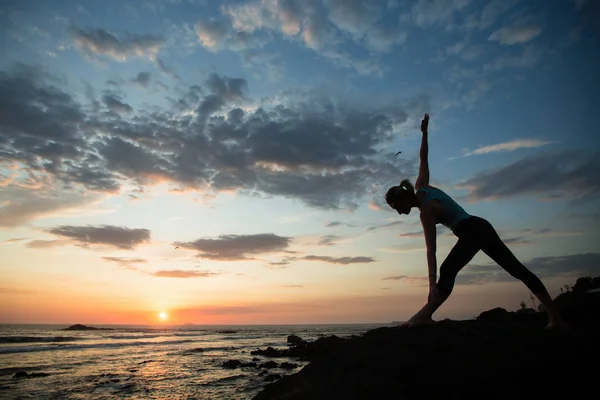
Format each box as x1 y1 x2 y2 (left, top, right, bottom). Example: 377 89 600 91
476 307 508 321
251 346 283 357
29 373 50 378
241 362 257 368
12 371 28 379
252 357 260 362
258 361 278 369
222 360 242 369
251 336 347 362
186 348 205 353
287 335 306 347
63 324 113 331
279 362 298 369
252 296 600 400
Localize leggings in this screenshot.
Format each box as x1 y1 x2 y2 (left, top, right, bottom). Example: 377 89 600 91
436 216 547 297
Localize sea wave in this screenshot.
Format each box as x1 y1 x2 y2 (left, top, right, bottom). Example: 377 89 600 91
0 336 82 344
0 338 199 354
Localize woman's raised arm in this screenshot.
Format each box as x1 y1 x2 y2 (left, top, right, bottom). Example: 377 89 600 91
415 113 430 189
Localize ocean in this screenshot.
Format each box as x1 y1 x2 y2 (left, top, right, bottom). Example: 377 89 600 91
0 323 388 399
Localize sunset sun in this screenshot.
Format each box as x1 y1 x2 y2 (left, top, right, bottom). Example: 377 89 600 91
159 312 168 321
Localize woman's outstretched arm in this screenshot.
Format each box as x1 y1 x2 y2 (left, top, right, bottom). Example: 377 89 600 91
415 113 429 189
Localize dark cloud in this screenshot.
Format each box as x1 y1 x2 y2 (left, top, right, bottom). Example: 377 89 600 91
45 225 151 250
458 149 600 202
102 93 133 114
175 233 292 261
151 269 220 278
301 255 375 265
318 234 340 246
70 26 164 61
0 62 420 225
132 72 151 88
102 256 147 269
457 252 600 285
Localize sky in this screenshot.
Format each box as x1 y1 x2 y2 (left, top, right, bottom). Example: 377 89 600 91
1 0 599 326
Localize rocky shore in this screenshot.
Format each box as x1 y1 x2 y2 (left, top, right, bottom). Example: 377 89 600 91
251 283 600 400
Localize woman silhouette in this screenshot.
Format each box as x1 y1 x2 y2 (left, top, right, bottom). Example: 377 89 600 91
385 114 568 329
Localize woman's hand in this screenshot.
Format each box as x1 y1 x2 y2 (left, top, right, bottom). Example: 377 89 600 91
421 113 429 133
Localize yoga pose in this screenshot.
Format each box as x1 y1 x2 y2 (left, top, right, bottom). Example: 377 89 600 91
385 113 568 329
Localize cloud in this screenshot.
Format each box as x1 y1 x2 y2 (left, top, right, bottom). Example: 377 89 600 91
449 0 519 32
317 234 341 246
202 0 394 76
323 0 381 38
397 226 445 238
407 0 472 28
102 93 133 114
325 221 358 228
484 45 544 71
367 221 403 232
301 255 375 265
488 24 542 45
70 26 164 61
460 139 555 157
382 275 428 284
102 256 148 269
456 149 600 202
0 62 421 220
0 181 106 229
132 72 151 88
0 237 26 245
151 269 220 278
175 233 292 261
458 252 600 285
25 239 71 248
45 225 151 250
364 24 407 53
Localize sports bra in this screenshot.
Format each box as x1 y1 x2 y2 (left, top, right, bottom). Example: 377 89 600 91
417 185 471 231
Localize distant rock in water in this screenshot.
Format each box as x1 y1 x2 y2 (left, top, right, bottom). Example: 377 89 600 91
62 324 113 331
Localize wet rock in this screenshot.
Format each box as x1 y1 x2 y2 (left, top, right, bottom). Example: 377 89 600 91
287 335 306 346
279 362 298 369
222 359 242 369
258 361 278 369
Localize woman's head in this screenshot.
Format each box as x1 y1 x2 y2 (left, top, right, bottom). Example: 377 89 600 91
385 179 416 215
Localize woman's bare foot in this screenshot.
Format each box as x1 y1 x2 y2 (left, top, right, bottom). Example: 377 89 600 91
401 316 436 328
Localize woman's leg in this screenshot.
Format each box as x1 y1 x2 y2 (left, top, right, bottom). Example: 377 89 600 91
477 218 568 329
403 236 480 327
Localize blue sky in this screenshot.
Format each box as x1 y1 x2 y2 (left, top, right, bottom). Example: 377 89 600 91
0 0 599 324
